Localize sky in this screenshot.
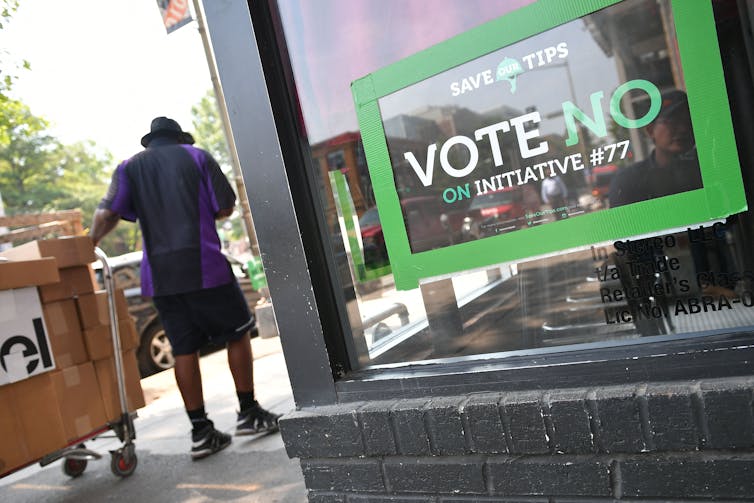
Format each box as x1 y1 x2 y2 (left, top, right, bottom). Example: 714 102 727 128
2 0 212 163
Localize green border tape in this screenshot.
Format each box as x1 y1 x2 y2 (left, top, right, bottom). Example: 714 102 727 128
352 0 746 290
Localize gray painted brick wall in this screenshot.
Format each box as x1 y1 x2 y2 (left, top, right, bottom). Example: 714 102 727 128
280 376 754 501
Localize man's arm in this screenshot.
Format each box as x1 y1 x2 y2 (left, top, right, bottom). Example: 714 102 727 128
216 207 233 220
90 208 121 246
203 150 237 219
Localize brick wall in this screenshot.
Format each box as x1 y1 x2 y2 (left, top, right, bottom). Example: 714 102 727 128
279 376 754 502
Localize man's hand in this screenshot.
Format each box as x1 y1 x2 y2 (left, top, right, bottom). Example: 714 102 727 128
215 207 233 220
90 208 121 246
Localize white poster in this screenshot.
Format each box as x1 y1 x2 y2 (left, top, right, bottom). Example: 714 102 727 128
0 287 55 385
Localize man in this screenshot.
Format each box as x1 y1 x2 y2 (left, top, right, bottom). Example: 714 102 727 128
609 89 702 208
540 175 568 219
91 117 279 460
608 90 702 336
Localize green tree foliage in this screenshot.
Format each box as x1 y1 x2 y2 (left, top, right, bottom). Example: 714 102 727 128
0 99 134 254
190 89 247 243
0 1 134 255
191 89 230 169
0 100 113 215
0 99 58 212
0 0 28 100
52 141 113 215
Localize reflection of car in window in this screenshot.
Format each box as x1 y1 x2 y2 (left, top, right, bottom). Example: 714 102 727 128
588 164 618 205
402 196 467 252
359 207 387 267
94 252 261 377
462 187 525 240
359 197 467 262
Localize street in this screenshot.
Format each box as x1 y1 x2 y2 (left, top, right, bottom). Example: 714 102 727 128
0 338 307 503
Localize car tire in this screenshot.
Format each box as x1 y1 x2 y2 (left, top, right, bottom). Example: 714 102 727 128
137 323 175 377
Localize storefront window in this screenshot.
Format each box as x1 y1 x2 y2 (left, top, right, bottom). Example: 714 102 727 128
275 0 753 369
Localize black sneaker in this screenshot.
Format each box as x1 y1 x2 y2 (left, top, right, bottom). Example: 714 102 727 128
191 422 231 460
236 401 281 436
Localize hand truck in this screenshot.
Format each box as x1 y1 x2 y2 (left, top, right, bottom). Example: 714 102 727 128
1 247 138 479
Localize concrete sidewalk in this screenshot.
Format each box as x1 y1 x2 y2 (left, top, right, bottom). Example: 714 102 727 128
0 338 307 502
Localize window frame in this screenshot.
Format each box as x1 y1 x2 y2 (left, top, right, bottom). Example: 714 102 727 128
205 0 754 408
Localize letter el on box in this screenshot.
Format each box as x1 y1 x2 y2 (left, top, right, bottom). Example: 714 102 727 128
0 286 56 385
0 257 60 385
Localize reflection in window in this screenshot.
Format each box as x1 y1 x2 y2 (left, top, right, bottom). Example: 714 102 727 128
275 0 753 369
326 150 346 171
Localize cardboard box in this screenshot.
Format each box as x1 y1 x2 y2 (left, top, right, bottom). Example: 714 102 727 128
42 299 88 368
0 385 29 475
121 319 138 350
5 373 67 461
0 257 59 290
76 289 130 329
38 265 97 303
94 350 145 422
82 319 138 361
50 362 108 443
0 236 96 268
0 287 56 385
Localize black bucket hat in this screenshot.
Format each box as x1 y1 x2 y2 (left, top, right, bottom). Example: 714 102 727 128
141 116 195 147
656 89 689 119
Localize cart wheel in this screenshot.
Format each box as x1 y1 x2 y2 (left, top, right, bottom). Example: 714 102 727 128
110 448 137 477
63 457 87 478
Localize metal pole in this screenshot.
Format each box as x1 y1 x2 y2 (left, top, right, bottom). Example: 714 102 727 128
191 0 260 256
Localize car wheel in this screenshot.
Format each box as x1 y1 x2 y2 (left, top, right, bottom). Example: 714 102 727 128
137 323 175 377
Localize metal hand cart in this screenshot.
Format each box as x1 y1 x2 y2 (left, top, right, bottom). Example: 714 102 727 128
2 248 138 479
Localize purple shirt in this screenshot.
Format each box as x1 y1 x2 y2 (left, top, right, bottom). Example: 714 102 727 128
99 139 236 296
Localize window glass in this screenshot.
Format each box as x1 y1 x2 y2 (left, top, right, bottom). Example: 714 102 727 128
276 0 754 369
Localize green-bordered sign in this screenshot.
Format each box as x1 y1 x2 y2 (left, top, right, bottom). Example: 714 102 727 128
351 0 746 290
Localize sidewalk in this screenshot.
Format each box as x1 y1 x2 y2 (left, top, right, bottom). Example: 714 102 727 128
0 338 307 503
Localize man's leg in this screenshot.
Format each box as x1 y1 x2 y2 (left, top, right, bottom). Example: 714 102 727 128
226 332 253 394
228 332 281 436
174 351 231 460
174 352 204 409
154 291 232 460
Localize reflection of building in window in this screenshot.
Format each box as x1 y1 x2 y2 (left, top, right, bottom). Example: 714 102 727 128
584 0 683 161
383 104 527 197
312 132 369 230
355 142 374 207
413 105 482 139
326 150 346 171
383 114 441 142
483 105 524 122
384 136 440 197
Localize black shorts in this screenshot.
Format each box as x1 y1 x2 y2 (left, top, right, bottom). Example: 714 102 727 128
152 281 255 356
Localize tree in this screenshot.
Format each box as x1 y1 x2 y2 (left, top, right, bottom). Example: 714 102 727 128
191 89 231 169
0 0 28 101
0 2 133 255
190 89 246 243
51 140 113 214
0 99 59 212
0 97 135 254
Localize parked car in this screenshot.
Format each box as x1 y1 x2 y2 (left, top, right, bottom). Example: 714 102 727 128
461 186 525 240
94 251 261 377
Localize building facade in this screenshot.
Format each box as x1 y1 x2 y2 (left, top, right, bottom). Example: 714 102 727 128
203 1 754 501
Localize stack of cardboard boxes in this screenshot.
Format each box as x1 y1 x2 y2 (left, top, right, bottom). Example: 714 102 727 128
0 236 144 476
